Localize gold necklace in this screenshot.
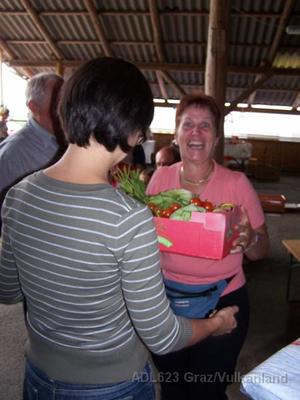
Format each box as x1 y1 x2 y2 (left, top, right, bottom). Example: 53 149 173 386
180 163 213 186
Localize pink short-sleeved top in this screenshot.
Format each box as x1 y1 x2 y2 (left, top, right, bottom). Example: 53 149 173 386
146 161 265 295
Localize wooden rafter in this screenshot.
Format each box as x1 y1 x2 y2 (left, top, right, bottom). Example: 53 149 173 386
292 91 300 109
228 107 299 115
6 59 300 77
148 0 168 99
248 0 296 105
225 72 273 114
7 39 300 52
83 0 113 57
148 0 186 99
148 0 165 62
154 101 300 115
1 10 299 18
0 38 14 60
159 70 186 96
20 0 63 60
0 37 32 77
156 71 168 99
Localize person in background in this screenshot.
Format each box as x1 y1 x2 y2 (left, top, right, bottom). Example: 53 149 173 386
139 167 154 186
0 107 9 142
0 58 238 400
155 145 181 168
132 144 146 170
0 72 64 233
146 92 269 400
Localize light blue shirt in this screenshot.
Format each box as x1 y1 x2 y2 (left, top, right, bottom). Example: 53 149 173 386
0 118 60 192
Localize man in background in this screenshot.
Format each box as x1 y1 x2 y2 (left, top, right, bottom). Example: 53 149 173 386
0 72 65 232
155 145 181 168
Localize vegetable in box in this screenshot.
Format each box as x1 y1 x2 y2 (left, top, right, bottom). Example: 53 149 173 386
113 165 239 259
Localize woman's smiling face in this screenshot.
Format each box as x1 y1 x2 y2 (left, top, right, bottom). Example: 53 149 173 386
176 105 218 164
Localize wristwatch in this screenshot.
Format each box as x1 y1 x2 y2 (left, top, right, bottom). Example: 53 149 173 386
245 232 260 252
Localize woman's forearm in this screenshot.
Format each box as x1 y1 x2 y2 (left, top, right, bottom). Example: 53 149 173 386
244 226 269 261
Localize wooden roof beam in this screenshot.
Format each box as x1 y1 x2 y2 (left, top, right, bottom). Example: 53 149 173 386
148 0 165 62
267 2 296 63
6 39 300 53
6 59 300 76
292 91 300 109
20 0 63 61
0 38 15 60
148 0 186 99
248 0 296 105
2 10 299 18
148 0 168 99
156 71 168 99
0 37 32 78
150 101 300 115
227 106 299 116
83 0 113 57
159 70 186 96
226 72 273 114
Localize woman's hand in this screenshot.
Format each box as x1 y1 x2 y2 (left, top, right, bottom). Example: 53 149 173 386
230 206 269 260
188 306 239 346
210 306 239 336
230 206 254 254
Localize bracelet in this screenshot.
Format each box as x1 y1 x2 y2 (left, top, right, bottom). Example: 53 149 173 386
245 232 260 252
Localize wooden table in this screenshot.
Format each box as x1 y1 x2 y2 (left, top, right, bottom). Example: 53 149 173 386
282 239 300 301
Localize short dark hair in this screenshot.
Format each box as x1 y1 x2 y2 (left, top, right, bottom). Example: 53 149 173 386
175 92 221 135
59 57 154 152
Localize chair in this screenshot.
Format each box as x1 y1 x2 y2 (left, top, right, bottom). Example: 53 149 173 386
282 240 300 301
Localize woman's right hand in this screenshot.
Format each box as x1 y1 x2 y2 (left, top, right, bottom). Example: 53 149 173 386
210 306 239 336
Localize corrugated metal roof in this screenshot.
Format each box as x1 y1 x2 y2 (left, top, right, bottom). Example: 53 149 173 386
0 0 299 112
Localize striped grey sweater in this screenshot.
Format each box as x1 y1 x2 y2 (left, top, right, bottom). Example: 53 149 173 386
0 171 192 384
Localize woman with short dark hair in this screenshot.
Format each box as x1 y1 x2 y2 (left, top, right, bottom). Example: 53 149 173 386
0 59 238 400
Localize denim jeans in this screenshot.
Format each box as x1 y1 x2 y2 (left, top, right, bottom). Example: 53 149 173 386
23 359 155 400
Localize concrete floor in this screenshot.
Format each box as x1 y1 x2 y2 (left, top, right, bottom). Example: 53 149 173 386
227 173 300 399
0 173 299 400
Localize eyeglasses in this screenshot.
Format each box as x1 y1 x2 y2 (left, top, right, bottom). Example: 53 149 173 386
136 135 145 146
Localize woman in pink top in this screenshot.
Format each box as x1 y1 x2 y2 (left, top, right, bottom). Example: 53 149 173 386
146 93 269 400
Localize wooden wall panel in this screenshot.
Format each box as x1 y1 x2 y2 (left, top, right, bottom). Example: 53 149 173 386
153 133 174 151
279 142 300 172
247 139 300 172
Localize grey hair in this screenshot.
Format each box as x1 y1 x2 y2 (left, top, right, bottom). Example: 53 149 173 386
25 72 63 105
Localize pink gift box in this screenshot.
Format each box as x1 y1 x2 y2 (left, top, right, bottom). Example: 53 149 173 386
154 207 240 259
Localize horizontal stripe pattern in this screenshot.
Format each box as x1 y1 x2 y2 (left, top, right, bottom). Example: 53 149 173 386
0 171 191 382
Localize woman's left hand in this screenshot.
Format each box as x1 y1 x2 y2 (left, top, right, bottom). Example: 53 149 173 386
230 206 254 254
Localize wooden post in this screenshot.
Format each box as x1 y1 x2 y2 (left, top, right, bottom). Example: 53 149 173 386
205 0 230 163
56 61 64 77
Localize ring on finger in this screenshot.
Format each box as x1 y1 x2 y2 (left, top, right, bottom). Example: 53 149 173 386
238 244 245 252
